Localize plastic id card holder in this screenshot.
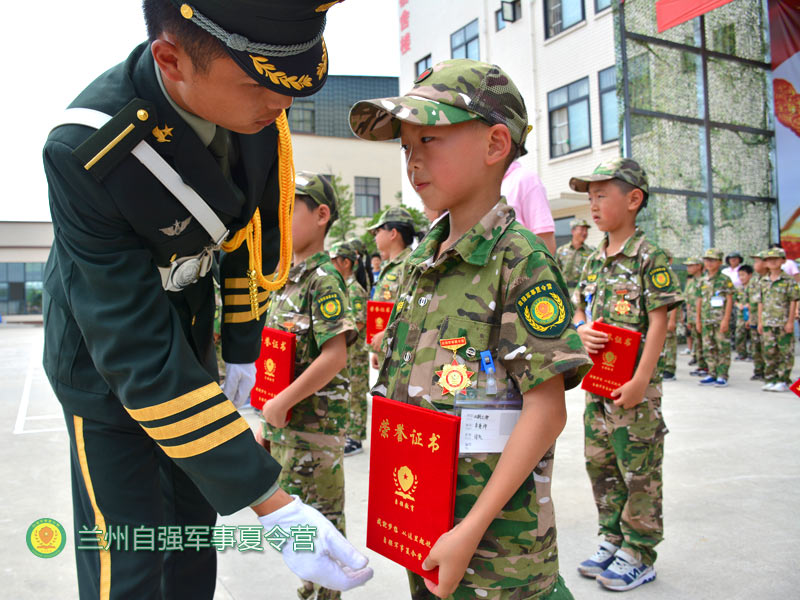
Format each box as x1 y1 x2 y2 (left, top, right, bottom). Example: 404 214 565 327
458 409 521 454
710 295 725 308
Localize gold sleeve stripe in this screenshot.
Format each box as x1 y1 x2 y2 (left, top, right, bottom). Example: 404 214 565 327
141 400 237 440
223 291 269 306
225 277 251 288
224 302 269 323
158 418 250 459
125 382 222 422
74 416 111 599
85 123 135 170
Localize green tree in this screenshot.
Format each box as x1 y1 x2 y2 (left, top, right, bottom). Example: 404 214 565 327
327 174 357 245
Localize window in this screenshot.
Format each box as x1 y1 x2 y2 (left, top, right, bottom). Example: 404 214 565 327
288 100 314 133
355 177 381 217
595 0 611 12
554 216 575 248
0 262 45 315
598 66 618 143
495 9 506 31
545 0 585 39
548 77 591 158
451 20 479 60
415 55 432 79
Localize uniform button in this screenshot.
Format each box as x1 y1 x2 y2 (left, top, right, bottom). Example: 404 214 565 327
136 109 149 121
403 351 412 362
418 297 428 307
465 347 477 358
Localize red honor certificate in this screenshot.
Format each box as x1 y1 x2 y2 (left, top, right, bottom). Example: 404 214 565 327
581 321 642 400
790 378 800 399
251 327 296 410
366 301 394 345
366 396 460 584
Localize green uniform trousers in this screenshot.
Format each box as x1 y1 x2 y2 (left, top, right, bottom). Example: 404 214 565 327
701 323 731 378
65 411 217 600
751 326 764 376
660 330 677 373
761 327 795 384
584 392 666 566
271 436 345 600
689 321 706 370
408 572 574 600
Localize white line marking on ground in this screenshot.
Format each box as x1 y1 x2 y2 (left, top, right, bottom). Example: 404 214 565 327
12 342 38 435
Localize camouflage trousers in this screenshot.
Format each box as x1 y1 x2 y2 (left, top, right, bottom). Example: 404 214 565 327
735 321 751 358
659 330 677 373
701 322 731 378
584 391 667 566
688 319 707 370
271 434 346 600
348 347 370 441
407 572 574 600
750 327 764 376
761 327 795 384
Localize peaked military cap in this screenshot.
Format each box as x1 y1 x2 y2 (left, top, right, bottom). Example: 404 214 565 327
330 241 358 263
569 157 649 201
295 171 338 223
367 206 416 232
349 58 531 156
569 218 591 229
703 248 724 261
347 237 367 257
169 0 343 97
764 247 786 259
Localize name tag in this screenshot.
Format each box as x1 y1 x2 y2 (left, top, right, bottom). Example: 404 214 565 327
710 296 725 308
458 409 521 454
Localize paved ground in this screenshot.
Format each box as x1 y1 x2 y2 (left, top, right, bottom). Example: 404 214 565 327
3 323 799 599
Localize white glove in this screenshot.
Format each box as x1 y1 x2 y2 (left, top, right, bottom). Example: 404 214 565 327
258 496 373 591
222 362 256 408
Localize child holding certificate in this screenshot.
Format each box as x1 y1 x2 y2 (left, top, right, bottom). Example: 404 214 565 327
571 159 683 591
349 59 592 600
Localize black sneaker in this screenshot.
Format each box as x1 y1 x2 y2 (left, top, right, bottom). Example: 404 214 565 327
344 438 363 457
750 373 764 381
690 369 708 377
662 372 676 382
688 358 697 366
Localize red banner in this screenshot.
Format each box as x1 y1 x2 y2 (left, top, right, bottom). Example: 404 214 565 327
655 0 735 33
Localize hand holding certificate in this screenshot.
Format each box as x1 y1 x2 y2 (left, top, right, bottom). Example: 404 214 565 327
580 320 642 401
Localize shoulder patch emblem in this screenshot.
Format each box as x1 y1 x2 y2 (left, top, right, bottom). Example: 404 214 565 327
317 292 343 321
587 273 598 282
649 267 671 289
515 281 570 338
386 273 398 281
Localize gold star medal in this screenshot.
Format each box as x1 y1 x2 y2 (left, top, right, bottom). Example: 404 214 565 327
436 337 474 396
615 299 631 315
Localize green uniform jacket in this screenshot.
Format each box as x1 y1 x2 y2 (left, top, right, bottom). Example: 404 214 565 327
555 241 593 290
42 42 283 514
699 271 735 324
757 272 800 327
374 246 411 302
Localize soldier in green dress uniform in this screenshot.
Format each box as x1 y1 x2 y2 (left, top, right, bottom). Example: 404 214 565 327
555 218 594 293
42 1 371 597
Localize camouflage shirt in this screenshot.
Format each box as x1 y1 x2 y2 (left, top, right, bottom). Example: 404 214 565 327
745 273 762 308
683 276 701 324
345 274 369 396
757 272 800 327
699 271 735 324
573 228 683 386
555 241 594 290
373 246 412 302
263 251 356 446
374 201 591 592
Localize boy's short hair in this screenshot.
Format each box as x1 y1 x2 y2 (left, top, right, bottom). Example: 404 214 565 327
739 264 754 275
349 59 531 159
569 157 650 208
295 171 338 234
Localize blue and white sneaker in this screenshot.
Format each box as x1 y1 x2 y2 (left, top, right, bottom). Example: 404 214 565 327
714 377 728 387
577 541 619 578
596 550 656 591
698 375 717 385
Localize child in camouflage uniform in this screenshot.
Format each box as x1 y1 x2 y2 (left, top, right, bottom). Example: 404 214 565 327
330 241 370 456
555 218 593 293
734 265 754 360
571 158 682 591
350 58 592 600
757 247 800 392
658 253 678 381
260 172 357 600
748 252 767 380
682 257 706 371
696 248 734 387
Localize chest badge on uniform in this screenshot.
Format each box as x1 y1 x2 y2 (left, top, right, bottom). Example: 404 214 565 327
516 281 569 338
615 299 632 315
159 216 192 236
383 290 392 300
649 266 671 289
317 292 343 321
588 274 598 282
152 124 173 143
436 337 474 396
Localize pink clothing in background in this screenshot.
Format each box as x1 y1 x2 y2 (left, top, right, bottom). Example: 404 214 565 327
782 259 799 276
501 161 554 234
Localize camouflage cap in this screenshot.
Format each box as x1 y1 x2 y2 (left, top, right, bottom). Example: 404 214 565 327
295 171 338 223
682 257 703 266
349 59 531 155
703 248 724 261
347 237 367 257
569 157 649 201
367 206 416 232
569 218 591 229
764 247 787 259
750 250 766 259
329 241 358 263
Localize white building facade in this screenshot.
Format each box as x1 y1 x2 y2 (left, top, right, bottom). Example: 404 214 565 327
396 0 620 247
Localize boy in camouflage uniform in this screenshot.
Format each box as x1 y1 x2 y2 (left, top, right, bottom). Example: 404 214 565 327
260 173 357 600
682 257 706 371
350 58 592 600
696 249 734 387
757 247 800 392
658 253 678 381
734 265 754 359
571 158 682 591
555 218 593 293
748 252 767 380
330 241 370 456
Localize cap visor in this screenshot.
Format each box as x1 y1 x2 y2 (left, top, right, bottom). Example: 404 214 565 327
349 95 480 141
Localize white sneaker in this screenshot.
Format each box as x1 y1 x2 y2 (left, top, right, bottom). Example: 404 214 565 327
772 382 789 393
577 541 619 578
596 549 656 591
762 382 776 391
681 348 691 355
